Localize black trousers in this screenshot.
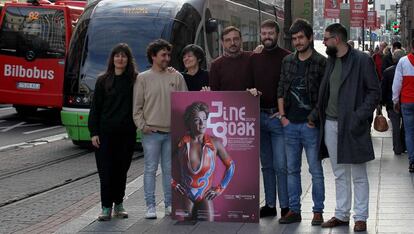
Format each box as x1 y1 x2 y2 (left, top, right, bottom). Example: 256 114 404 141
95 132 136 207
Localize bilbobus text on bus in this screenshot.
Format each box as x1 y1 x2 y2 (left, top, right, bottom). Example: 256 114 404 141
0 0 85 116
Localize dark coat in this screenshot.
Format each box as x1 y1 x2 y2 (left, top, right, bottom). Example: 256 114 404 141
381 65 397 110
317 47 381 164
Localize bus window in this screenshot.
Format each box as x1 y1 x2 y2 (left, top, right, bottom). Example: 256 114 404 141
0 7 66 59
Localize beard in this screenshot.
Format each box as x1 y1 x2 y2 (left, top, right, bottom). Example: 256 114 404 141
224 45 240 55
326 46 338 57
296 43 311 53
262 39 276 49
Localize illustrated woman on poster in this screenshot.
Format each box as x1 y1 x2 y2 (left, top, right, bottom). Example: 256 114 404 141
172 101 235 221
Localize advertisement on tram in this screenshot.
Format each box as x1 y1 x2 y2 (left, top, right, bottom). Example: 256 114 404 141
0 0 85 116
171 92 260 223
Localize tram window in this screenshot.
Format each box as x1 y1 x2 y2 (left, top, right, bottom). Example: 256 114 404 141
248 21 258 50
205 9 220 59
259 2 275 16
230 15 241 29
64 5 94 95
195 27 207 69
196 27 205 50
230 0 258 9
64 19 89 94
170 3 201 70
79 17 175 90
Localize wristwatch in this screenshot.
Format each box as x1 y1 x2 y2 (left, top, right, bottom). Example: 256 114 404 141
277 114 286 120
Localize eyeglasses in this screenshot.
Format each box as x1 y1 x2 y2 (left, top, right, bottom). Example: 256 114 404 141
323 36 336 42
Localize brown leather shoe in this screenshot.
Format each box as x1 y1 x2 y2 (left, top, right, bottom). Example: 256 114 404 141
311 212 324 226
321 217 349 228
354 221 367 232
278 210 302 224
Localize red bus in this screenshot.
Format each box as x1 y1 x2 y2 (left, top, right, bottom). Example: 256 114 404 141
0 0 85 116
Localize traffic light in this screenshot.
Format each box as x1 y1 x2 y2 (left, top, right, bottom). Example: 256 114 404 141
391 21 400 33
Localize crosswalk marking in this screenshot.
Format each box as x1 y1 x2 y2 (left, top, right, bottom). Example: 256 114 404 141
23 126 62 135
0 122 43 132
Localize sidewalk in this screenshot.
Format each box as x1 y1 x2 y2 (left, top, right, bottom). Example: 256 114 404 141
56 129 414 234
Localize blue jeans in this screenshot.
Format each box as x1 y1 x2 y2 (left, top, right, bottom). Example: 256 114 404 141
260 112 288 208
142 132 172 208
284 122 325 213
401 103 414 163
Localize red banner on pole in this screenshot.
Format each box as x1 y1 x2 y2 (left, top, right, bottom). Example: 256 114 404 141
366 11 376 29
351 19 364 27
324 0 341 19
350 0 368 20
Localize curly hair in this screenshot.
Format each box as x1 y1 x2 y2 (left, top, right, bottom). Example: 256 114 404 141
146 39 172 65
183 102 209 130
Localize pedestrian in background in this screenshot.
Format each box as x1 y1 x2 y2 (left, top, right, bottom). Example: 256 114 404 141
133 39 188 219
382 41 402 73
318 23 380 232
373 41 387 81
392 39 414 173
382 49 407 155
88 43 138 221
181 44 209 91
277 18 326 225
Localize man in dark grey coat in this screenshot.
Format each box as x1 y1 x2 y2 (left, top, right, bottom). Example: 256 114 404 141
317 24 380 232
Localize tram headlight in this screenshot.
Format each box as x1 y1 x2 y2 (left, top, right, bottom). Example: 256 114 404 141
65 95 91 106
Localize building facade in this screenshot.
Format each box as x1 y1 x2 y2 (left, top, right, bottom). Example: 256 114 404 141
400 0 413 49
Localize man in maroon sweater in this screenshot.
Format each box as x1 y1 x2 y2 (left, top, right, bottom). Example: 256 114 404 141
208 26 253 91
248 19 291 218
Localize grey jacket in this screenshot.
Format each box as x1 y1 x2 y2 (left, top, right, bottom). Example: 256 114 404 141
317 47 381 163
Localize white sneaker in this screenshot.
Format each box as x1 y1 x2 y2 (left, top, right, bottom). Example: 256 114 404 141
165 206 171 216
145 206 157 219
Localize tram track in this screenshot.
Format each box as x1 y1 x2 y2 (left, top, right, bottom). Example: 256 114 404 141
0 150 91 180
0 150 143 208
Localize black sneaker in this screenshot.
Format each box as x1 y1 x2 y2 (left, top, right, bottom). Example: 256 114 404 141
279 210 302 224
409 163 414 173
281 207 289 217
260 205 276 218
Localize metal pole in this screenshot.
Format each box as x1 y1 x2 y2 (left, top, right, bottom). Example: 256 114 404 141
283 0 292 51
362 20 365 51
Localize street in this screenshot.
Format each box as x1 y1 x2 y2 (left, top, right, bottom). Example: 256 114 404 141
0 107 65 148
0 138 144 234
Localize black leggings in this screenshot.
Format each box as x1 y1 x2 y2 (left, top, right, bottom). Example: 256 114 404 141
95 132 136 207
